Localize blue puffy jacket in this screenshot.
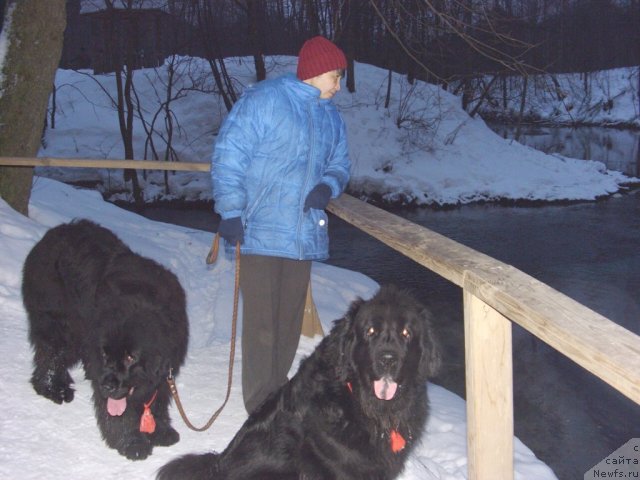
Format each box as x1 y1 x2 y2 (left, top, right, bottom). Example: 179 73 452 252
212 73 351 260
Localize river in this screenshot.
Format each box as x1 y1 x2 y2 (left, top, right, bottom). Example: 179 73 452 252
123 125 640 480
488 122 640 177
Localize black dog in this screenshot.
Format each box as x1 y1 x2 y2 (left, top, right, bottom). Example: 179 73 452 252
157 285 440 480
22 219 188 460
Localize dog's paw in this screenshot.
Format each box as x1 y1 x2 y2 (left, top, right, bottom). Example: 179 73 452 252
151 424 180 447
31 374 75 404
118 434 153 461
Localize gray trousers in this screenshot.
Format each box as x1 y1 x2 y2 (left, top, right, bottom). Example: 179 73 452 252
239 254 311 413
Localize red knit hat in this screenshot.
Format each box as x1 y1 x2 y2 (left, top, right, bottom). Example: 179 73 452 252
296 36 347 80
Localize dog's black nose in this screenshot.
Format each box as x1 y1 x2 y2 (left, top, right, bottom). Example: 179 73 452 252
100 374 118 393
378 351 398 370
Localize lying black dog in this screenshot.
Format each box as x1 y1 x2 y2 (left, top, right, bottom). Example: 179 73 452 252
22 219 188 460
158 285 440 479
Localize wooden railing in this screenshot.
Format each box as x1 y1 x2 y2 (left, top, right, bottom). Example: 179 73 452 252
3 157 640 479
0 156 210 172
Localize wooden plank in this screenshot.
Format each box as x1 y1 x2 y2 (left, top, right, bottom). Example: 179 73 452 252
464 291 514 480
328 193 473 286
463 268 640 405
301 282 324 338
0 156 210 172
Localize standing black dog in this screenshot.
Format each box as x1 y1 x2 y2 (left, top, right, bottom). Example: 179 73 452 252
157 285 440 480
22 219 188 460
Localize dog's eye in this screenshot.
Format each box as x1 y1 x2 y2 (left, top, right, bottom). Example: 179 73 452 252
366 326 376 337
401 327 411 340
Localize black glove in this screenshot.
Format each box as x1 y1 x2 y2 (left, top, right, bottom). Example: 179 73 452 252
217 217 244 245
304 183 332 212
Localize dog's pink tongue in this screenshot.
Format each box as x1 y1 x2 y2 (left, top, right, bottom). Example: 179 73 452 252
374 377 398 400
107 397 127 416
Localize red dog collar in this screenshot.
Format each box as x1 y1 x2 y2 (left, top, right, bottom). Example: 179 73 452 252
345 382 406 453
139 390 158 434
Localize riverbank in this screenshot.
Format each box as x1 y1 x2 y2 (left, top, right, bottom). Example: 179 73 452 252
479 113 640 131
107 175 640 214
470 67 640 129
38 57 638 209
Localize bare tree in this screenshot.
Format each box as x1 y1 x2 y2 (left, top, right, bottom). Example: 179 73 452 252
0 0 67 215
100 0 144 204
135 55 217 194
365 0 543 117
235 0 267 81
193 0 238 111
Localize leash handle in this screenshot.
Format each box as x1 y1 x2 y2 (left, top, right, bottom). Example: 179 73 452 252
206 233 220 264
170 240 240 432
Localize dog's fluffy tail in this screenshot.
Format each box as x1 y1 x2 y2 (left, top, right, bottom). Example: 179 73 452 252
156 452 220 480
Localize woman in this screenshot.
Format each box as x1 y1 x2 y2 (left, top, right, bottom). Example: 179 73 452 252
212 36 351 413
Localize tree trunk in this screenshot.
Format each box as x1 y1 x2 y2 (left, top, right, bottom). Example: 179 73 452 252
106 0 142 205
342 0 356 93
637 68 640 175
0 0 66 215
469 75 498 118
195 1 237 111
247 0 266 82
385 69 392 109
514 76 529 142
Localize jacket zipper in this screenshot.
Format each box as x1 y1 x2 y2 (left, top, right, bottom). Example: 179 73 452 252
299 101 316 259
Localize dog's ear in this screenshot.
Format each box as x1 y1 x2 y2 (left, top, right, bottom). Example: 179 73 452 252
323 297 364 381
147 354 172 379
418 308 442 380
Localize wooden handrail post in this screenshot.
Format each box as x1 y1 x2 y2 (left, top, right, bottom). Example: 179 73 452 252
464 290 514 480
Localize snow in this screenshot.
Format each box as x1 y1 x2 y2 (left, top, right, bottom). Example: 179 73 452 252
1 54 639 480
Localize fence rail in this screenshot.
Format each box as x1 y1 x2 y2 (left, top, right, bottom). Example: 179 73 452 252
0 156 209 172
3 156 639 479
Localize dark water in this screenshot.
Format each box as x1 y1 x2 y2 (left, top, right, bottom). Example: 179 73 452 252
132 191 640 480
488 123 640 177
